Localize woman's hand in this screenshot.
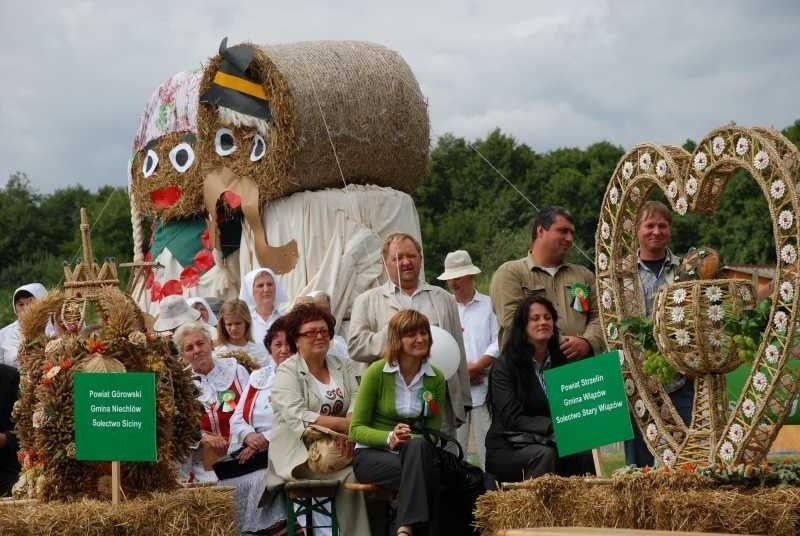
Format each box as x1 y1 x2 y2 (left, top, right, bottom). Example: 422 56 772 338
389 422 412 449
244 432 269 452
237 445 258 463
201 432 228 451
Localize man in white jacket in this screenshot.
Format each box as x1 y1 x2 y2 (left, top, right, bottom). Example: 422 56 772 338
348 232 472 436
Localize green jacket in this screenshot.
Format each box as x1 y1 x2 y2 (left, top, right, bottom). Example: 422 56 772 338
349 359 446 448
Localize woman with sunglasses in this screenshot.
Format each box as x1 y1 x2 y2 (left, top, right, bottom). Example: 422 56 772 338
265 304 369 535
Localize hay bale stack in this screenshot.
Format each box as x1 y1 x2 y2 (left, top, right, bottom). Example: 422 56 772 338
198 40 429 207
0 485 235 535
475 474 800 535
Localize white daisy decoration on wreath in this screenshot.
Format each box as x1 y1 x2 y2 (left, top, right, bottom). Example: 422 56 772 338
634 399 646 418
602 289 613 310
712 136 725 156
735 137 750 156
707 330 723 347
670 306 686 323
779 210 794 230
607 323 619 340
622 161 634 180
623 218 634 233
661 448 676 468
753 150 770 170
771 179 786 199
609 186 619 205
781 243 797 264
719 441 735 461
639 152 652 172
625 378 636 396
742 398 757 418
655 159 667 177
600 221 610 240
671 288 687 304
684 353 701 369
597 252 609 271
740 286 753 303
666 181 678 199
676 197 688 215
630 186 641 202
779 281 794 303
43 365 62 381
693 151 708 172
707 304 725 322
728 423 745 444
674 329 692 347
773 310 789 332
752 371 768 392
705 285 723 303
686 176 698 197
765 344 781 364
646 423 658 442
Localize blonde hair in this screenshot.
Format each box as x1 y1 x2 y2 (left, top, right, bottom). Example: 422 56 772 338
383 310 432 364
638 200 672 226
217 299 253 344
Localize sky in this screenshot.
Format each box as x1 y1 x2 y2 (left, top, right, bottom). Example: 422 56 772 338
1 0 798 193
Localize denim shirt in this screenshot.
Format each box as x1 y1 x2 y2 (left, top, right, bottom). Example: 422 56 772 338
637 249 680 316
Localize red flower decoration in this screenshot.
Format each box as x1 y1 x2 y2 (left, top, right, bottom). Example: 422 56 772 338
61 358 73 370
162 279 183 297
180 266 200 288
194 249 215 272
201 229 212 250
42 362 53 373
86 339 108 355
151 281 163 302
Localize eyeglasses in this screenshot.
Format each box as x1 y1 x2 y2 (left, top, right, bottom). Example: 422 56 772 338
297 328 331 339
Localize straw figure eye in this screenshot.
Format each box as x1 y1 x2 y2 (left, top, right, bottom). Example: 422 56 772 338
169 142 196 173
142 149 159 178
250 133 267 162
215 128 237 156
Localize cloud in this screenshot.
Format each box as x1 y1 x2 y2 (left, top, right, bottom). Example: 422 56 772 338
1 0 798 193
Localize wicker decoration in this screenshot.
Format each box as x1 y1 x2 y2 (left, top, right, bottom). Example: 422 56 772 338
12 209 201 501
596 125 800 466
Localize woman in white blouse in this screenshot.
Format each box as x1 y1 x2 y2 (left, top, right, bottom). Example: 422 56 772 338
239 268 288 353
215 299 270 367
174 321 250 483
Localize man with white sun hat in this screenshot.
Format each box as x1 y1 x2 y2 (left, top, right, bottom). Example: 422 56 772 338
437 250 499 469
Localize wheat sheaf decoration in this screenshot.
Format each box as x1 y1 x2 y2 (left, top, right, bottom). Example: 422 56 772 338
597 125 800 467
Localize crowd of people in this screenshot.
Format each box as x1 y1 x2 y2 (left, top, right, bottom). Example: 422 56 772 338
0 203 685 535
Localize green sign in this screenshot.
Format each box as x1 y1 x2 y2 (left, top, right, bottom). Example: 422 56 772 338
727 362 800 424
73 372 157 461
544 350 633 456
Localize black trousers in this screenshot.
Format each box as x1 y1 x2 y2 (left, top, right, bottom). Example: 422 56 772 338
486 444 594 483
353 438 440 533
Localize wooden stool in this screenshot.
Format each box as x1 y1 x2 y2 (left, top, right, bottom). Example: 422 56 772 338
284 479 341 536
343 482 398 535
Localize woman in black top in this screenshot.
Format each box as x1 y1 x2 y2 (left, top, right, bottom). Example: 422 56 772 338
485 295 594 482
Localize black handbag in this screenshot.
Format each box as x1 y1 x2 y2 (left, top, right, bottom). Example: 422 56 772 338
413 425 497 536
212 447 269 480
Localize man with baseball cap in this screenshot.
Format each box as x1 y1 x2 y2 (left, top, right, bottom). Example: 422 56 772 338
438 250 499 469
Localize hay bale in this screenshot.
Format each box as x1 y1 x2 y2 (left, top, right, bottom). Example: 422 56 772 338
197 40 429 209
0 485 235 535
475 474 800 535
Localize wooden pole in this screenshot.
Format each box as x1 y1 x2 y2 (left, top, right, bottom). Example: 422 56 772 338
111 460 121 505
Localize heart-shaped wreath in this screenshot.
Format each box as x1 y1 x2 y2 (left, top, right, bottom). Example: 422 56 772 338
596 125 800 467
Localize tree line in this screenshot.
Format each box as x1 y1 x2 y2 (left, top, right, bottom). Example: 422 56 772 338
1 119 798 324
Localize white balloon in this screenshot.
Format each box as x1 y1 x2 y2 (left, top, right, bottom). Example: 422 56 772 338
428 325 460 379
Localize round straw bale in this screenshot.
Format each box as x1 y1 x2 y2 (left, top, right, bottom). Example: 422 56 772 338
197 40 429 208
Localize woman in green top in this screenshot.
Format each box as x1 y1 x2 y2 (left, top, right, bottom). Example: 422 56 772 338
350 310 447 536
